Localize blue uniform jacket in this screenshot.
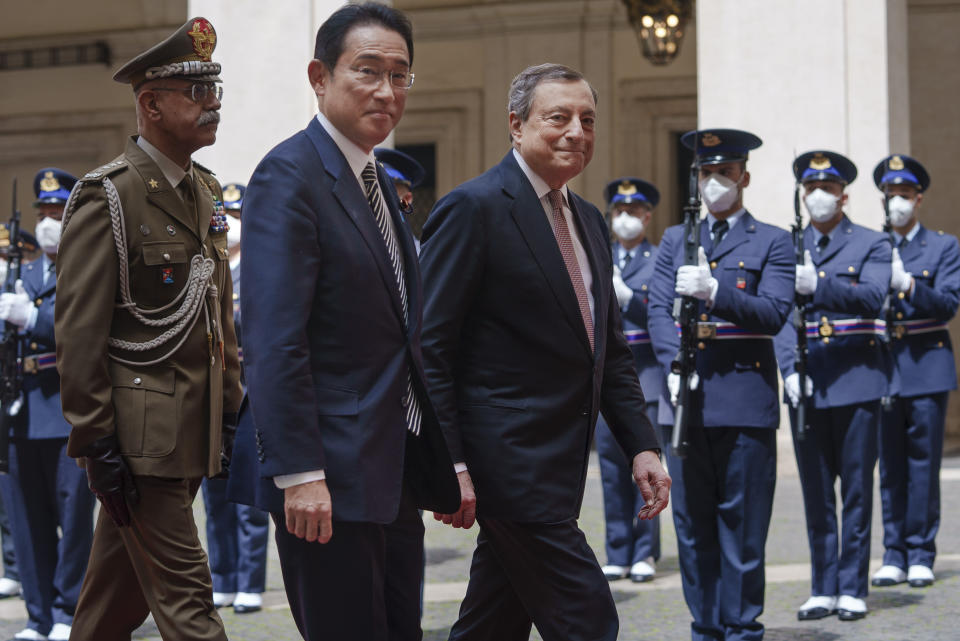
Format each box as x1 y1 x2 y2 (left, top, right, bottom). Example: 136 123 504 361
615 239 662 402
11 259 71 439
774 216 892 408
889 224 960 396
648 211 794 428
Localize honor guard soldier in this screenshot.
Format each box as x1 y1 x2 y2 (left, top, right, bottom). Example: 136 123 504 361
0 168 95 641
0 224 38 602
203 183 270 614
870 155 960 590
598 178 662 583
375 147 426 252
53 18 242 641
774 151 892 622
648 129 794 641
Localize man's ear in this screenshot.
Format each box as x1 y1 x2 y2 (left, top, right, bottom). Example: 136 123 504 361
136 88 162 122
308 59 328 99
508 111 523 147
741 170 751 189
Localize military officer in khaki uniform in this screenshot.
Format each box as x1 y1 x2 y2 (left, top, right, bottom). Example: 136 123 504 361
54 17 242 641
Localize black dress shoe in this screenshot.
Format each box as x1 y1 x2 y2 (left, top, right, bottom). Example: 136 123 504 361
838 608 866 621
233 603 262 614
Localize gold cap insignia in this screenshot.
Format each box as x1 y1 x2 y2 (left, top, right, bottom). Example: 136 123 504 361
617 181 637 196
223 184 242 202
39 171 60 192
188 18 216 61
809 153 831 171
701 133 721 147
889 155 905 171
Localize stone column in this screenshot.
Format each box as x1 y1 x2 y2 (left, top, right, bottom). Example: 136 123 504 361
187 0 344 184
696 0 909 230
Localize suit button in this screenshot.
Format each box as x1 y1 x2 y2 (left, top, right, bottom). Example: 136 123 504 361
29 342 37 350
818 271 826 278
401 396 409 408
258 454 266 463
710 261 717 269
35 298 43 306
698 341 706 350
580 406 589 416
162 252 171 261
700 313 708 321
133 377 142 385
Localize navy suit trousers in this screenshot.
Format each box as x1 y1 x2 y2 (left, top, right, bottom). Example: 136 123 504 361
595 404 660 567
878 392 948 569
661 425 776 641
202 477 269 594
791 402 879 598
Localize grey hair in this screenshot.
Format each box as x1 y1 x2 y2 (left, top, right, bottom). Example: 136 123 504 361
507 63 598 141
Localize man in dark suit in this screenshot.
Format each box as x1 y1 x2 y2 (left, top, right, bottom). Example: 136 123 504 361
419 63 670 641
236 4 459 641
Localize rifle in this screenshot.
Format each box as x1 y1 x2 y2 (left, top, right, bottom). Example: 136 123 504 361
0 179 25 473
792 177 809 441
670 141 702 458
881 183 897 410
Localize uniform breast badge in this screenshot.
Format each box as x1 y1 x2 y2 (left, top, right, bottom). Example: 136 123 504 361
209 200 230 233
161 267 175 284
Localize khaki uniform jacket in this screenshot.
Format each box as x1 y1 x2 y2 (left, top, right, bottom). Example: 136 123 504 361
55 137 243 479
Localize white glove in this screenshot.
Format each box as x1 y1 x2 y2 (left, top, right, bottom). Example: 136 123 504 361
795 249 818 295
612 265 633 308
784 372 814 408
675 246 719 302
890 248 913 294
667 371 700 406
0 280 31 329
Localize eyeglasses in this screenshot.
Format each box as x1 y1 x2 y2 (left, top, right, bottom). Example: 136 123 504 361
152 83 223 103
347 65 415 90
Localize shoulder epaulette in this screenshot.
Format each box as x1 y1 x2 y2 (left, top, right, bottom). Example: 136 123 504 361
192 160 216 176
80 159 127 182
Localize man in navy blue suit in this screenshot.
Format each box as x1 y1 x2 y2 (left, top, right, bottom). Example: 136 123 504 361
0 168 95 641
869 155 960 590
420 63 670 641
597 177 662 583
236 5 459 640
774 151 892 622
648 129 794 641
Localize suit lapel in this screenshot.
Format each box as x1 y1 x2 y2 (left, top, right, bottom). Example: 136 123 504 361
306 119 405 325
126 139 201 239
381 164 421 338
569 194 604 355
709 211 755 262
814 216 852 265
22 260 51 299
500 154 592 356
900 225 925 263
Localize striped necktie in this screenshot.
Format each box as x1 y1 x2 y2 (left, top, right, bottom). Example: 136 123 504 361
547 189 595 352
361 162 421 435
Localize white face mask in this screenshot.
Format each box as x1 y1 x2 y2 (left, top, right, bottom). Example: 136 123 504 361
226 217 242 249
611 212 645 240
699 174 741 213
804 188 840 223
887 195 915 227
35 217 62 253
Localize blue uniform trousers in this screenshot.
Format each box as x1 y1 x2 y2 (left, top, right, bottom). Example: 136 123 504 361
0 491 18 582
595 404 660 567
661 425 776 641
202 477 269 594
0 438 94 634
791 401 878 598
878 392 948 570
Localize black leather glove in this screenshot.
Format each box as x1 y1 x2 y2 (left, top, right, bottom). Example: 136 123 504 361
215 412 239 479
83 435 138 527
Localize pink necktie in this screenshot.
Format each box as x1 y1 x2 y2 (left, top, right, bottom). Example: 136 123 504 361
547 189 594 352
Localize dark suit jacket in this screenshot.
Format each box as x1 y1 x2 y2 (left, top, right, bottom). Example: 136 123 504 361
236 117 459 521
419 150 660 523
